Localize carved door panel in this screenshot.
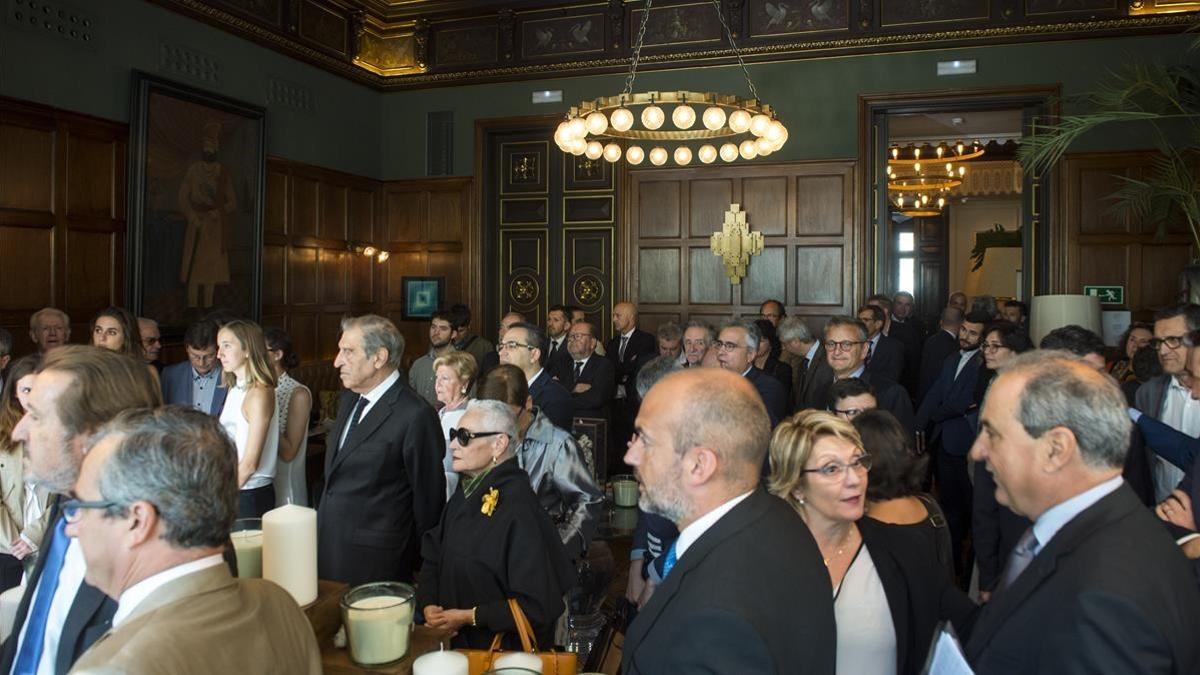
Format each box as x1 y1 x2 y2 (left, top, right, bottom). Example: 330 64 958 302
483 125 618 341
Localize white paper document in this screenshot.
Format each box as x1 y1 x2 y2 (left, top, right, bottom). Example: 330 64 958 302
922 622 975 675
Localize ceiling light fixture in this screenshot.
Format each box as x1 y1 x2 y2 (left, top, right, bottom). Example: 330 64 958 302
553 0 786 166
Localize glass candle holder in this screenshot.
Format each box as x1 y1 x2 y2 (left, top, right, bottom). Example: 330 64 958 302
230 518 262 579
611 475 639 508
340 581 416 667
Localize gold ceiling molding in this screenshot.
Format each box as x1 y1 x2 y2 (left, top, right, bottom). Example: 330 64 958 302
958 161 1024 197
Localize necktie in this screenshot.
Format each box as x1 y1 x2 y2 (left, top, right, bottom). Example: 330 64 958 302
619 335 629 361
339 395 368 451
14 517 69 674
574 361 584 380
999 527 1039 591
865 340 874 365
549 340 560 360
660 541 679 578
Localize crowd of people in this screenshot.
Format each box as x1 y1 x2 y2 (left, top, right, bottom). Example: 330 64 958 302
0 290 1198 673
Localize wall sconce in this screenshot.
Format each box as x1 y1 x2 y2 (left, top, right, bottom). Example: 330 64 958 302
350 242 392 264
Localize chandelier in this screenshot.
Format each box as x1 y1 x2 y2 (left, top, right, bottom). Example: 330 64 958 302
887 141 984 217
553 0 787 166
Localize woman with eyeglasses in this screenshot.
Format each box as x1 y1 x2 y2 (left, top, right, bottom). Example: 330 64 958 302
433 351 478 497
417 399 575 650
769 410 973 675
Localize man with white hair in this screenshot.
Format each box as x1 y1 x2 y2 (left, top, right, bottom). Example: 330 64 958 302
29 308 70 354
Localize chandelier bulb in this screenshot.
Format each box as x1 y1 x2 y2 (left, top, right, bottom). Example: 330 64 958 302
603 142 622 163
585 141 604 160
914 147 922 160
739 139 758 160
610 108 635 132
755 137 773 156
765 121 786 143
649 147 669 166
567 117 587 139
674 146 693 165
913 162 921 173
585 111 609 136
956 141 965 155
702 106 727 131
672 104 696 130
937 146 945 159
698 144 718 164
728 109 752 134
570 138 587 155
891 146 899 160
642 105 665 130
626 145 645 165
749 114 771 137
719 143 739 162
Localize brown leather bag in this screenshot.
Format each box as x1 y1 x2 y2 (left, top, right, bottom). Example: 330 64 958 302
460 599 578 675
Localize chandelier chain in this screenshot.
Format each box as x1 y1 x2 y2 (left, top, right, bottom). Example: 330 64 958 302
621 0 655 101
709 0 760 102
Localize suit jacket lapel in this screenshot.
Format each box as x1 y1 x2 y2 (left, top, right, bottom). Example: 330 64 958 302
56 582 110 671
324 391 355 477
328 381 400 477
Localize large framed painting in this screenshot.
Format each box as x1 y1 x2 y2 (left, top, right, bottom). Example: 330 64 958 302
127 71 265 336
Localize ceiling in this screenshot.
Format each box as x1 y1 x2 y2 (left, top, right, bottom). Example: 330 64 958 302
889 110 1025 145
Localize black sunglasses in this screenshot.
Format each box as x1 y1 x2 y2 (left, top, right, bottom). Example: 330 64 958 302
448 427 507 445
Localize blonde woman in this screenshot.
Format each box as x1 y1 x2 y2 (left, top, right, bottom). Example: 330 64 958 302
218 320 279 518
768 410 973 675
433 351 477 498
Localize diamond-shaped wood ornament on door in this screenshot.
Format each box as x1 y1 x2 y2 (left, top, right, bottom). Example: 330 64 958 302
710 204 763 285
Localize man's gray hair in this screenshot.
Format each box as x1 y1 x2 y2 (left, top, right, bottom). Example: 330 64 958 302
725 318 761 354
1001 350 1130 470
940 307 964 324
656 321 682 342
684 320 716 342
30 307 69 331
342 314 404 370
137 317 159 329
636 355 683 399
825 316 868 342
0 328 11 357
88 407 238 548
465 399 518 443
777 316 813 344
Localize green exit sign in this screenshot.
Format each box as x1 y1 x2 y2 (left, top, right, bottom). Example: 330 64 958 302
1084 285 1125 305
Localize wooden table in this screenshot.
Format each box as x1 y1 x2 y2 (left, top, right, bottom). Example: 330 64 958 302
304 580 453 674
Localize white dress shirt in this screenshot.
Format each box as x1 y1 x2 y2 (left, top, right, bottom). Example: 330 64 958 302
113 555 224 628
673 490 754 561
954 348 979 378
338 369 399 449
1155 377 1199 502
11 538 87 675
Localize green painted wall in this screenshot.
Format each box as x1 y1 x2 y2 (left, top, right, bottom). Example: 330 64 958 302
0 0 382 177
380 33 1190 179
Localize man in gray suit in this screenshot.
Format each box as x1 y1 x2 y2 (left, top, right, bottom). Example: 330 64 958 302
1135 304 1200 502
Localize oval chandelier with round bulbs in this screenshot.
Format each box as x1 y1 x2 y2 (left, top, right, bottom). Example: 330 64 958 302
554 0 786 166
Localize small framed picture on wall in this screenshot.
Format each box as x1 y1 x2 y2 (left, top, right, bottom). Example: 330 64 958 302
402 276 445 320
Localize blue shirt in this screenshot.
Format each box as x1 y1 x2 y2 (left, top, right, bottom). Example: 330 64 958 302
191 366 221 414
1031 475 1124 554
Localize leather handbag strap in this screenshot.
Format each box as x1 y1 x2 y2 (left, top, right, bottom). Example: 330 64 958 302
506 598 537 653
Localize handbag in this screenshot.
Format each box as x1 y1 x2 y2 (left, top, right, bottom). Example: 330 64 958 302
460 598 578 675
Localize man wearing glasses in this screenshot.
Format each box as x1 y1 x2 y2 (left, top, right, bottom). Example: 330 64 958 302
65 408 321 674
161 319 227 417
136 318 163 373
714 320 786 429
1136 304 1200 503
820 316 913 432
2 346 161 675
828 378 877 420
561 322 615 421
497 322 573 431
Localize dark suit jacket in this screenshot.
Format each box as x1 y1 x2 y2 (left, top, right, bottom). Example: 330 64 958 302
528 370 574 430
865 334 905 384
561 354 616 420
543 336 573 382
745 366 787 428
621 489 836 675
858 518 976 675
317 376 446 586
605 329 656 399
0 501 115 675
918 330 959 403
844 371 915 432
160 361 227 416
965 485 1200 674
915 351 983 456
971 462 1031 593
797 345 835 412
889 319 925 398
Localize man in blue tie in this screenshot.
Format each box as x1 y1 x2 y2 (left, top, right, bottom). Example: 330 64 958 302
2 345 162 675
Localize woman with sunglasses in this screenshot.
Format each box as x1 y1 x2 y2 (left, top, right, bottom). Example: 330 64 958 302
769 410 973 675
417 400 575 650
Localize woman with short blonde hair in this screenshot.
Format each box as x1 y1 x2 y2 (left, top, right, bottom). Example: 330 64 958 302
433 351 477 497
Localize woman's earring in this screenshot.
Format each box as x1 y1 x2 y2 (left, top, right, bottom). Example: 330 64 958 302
491 455 499 466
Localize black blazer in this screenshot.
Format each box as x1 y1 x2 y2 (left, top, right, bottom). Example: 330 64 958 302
856 372 916 433
889 319 926 398
745 366 787 428
317 377 446 586
0 501 115 675
866 334 906 384
915 351 983 455
561 354 616 420
918 330 959 403
858 518 976 675
965 484 1200 673
622 489 836 675
797 345 835 412
528 371 574 430
604 329 656 399
543 336 573 382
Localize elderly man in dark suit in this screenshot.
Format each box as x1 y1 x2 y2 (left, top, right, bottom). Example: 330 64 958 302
918 307 963 402
561 321 615 420
606 302 656 470
715 320 786 428
621 367 835 674
319 315 445 585
965 352 1200 673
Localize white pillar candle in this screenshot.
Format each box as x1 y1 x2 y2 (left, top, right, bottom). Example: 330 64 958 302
345 596 414 665
412 647 468 675
493 652 543 673
262 504 318 605
229 529 263 578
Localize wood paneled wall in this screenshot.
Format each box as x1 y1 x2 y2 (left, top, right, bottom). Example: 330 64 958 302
0 98 127 355
626 160 857 334
1059 151 1193 317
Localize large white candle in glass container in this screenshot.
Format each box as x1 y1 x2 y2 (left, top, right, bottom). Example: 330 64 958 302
262 504 317 605
412 649 468 675
341 582 416 666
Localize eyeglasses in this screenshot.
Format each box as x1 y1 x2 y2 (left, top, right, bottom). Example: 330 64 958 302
567 333 593 342
831 408 867 419
823 340 864 353
802 454 872 480
496 341 535 353
981 342 1009 353
714 340 746 352
448 427 507 445
1151 336 1187 350
61 498 124 523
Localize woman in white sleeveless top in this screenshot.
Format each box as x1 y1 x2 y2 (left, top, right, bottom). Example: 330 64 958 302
266 327 311 507
217 320 279 518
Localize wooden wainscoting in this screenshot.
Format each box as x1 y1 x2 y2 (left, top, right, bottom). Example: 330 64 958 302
625 159 857 334
0 98 127 355
1060 151 1194 317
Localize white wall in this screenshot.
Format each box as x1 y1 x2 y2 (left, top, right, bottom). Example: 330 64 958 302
947 198 1023 299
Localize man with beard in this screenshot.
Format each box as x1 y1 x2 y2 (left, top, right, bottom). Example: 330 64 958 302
409 309 457 408
2 346 161 675
914 309 989 583
543 305 573 381
681 321 714 368
620 368 835 674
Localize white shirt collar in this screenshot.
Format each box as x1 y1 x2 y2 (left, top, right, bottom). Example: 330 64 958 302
113 554 225 627
528 368 545 386
362 369 400 405
839 365 866 380
621 328 635 339
805 341 820 362
675 352 688 366
574 355 591 369
1032 476 1124 552
674 491 754 560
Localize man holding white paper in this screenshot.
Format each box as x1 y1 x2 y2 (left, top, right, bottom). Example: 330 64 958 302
67 407 320 674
